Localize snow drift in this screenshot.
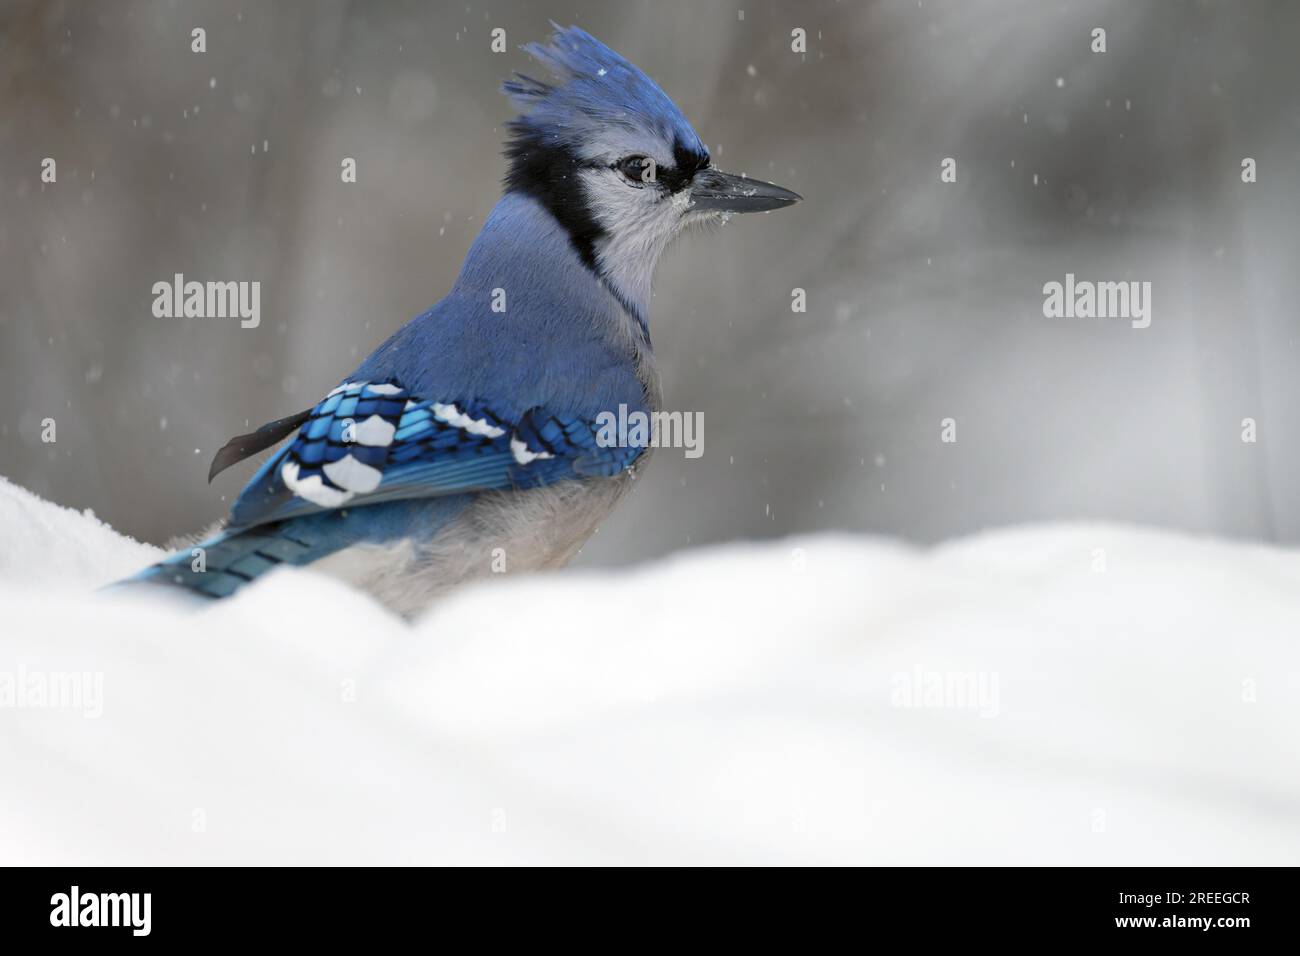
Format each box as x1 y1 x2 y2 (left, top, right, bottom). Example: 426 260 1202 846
1 475 1298 865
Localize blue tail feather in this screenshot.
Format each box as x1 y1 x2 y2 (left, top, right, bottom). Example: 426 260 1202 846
130 520 344 598
124 497 470 599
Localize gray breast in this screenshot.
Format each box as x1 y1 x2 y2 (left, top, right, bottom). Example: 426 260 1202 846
311 472 640 617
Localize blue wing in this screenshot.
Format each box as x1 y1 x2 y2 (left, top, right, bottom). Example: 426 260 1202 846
228 379 643 529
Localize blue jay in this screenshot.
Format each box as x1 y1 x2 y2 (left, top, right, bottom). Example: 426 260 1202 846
127 26 800 614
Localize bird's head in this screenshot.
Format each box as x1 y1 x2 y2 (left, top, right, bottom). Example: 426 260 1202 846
503 26 800 316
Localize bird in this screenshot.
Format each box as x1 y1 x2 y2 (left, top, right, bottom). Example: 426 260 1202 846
124 25 801 615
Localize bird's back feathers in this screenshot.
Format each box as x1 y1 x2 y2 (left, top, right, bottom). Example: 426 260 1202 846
354 193 653 415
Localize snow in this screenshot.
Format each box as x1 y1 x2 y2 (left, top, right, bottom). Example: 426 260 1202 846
1 474 1298 864
0 477 162 588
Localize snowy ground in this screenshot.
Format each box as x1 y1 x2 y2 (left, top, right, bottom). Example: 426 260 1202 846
1 475 1298 865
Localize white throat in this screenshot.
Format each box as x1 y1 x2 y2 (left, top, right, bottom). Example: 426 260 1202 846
583 172 695 321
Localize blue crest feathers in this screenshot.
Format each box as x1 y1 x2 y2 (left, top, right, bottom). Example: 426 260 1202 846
502 25 707 162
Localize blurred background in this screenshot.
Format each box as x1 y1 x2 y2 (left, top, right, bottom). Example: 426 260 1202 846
2 0 1298 566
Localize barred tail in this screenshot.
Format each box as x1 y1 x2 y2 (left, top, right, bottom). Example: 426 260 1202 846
125 520 345 599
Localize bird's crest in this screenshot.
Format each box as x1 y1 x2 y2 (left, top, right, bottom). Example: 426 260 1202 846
502 25 707 166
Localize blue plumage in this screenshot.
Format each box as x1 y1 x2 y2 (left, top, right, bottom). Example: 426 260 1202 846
352 193 651 415
125 25 799 611
228 377 645 529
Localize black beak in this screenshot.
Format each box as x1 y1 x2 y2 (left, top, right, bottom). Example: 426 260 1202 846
689 168 802 213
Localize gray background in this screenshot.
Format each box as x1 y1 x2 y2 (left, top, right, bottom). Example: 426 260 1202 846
2 0 1297 566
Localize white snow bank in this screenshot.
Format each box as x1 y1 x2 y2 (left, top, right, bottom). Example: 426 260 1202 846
1 475 1298 865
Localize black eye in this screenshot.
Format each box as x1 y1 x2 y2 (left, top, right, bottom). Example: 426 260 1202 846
615 155 657 184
